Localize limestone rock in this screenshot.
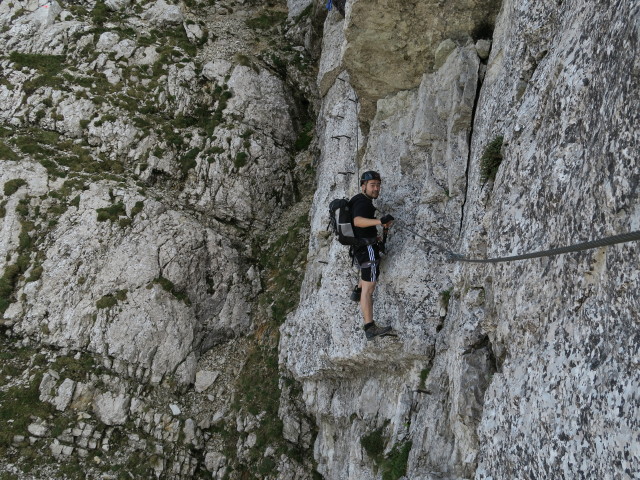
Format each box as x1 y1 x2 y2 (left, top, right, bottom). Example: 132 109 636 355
340 0 501 122
434 39 457 70
201 59 233 83
27 420 49 437
204 451 227 476
142 0 184 27
194 370 219 393
104 0 131 11
475 39 492 60
93 391 131 426
53 378 77 411
287 0 312 20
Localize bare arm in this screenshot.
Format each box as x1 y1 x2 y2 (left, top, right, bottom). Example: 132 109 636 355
353 216 382 228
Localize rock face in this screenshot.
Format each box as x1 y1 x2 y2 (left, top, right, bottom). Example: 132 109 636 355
340 0 501 122
282 0 639 479
1 0 638 479
0 0 318 477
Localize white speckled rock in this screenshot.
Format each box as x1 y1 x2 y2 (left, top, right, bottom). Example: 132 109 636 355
93 391 131 425
142 0 184 27
281 0 639 478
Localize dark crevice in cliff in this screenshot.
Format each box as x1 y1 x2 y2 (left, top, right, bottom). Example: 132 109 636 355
459 61 485 237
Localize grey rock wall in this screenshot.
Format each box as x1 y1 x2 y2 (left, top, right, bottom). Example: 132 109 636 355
0 0 318 477
1 0 638 478
468 0 640 478
282 0 639 478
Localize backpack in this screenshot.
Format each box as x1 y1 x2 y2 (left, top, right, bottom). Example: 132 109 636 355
328 198 361 246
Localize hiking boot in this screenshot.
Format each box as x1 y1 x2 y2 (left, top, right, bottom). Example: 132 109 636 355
350 286 362 302
364 322 393 340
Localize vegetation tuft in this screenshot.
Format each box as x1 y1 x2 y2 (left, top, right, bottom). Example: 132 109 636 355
96 202 126 222
479 135 504 182
234 151 248 168
4 178 27 196
0 141 19 160
96 289 127 309
9 52 66 93
152 276 191 305
361 426 412 480
294 121 314 152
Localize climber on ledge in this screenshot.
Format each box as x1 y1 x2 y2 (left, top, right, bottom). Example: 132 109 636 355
349 171 396 340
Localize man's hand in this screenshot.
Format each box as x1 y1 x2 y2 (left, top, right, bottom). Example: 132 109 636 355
380 214 395 228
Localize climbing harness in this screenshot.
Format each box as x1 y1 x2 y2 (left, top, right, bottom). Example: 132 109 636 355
394 220 640 264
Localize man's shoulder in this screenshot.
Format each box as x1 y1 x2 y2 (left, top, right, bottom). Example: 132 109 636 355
349 193 368 205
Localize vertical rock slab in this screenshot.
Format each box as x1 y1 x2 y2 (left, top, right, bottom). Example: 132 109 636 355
454 0 640 478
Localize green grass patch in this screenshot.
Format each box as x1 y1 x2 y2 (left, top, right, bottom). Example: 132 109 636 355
130 201 144 218
257 214 309 325
9 51 65 75
294 121 313 152
0 141 19 160
152 276 190 305
0 372 53 451
91 0 109 27
234 151 248 168
3 178 27 196
382 441 412 480
361 426 412 480
9 51 66 94
51 353 98 382
419 368 430 390
96 289 126 309
479 135 503 182
179 147 200 176
96 202 126 222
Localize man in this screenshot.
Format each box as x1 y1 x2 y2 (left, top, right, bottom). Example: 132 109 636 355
349 171 395 340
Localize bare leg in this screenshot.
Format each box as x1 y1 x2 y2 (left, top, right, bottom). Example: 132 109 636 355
360 280 376 324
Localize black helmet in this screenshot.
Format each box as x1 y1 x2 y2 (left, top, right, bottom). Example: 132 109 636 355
360 170 381 185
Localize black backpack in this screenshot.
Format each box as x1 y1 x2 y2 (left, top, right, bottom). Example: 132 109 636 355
328 198 361 246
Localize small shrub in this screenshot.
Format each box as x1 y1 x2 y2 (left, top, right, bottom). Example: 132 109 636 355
361 426 411 480
419 368 430 390
153 276 190 305
294 121 313 152
26 265 43 282
382 441 412 480
130 201 144 218
479 135 503 182
4 178 27 196
361 426 385 462
234 151 248 168
91 0 109 26
96 202 126 222
179 147 200 175
95 291 127 309
96 294 116 309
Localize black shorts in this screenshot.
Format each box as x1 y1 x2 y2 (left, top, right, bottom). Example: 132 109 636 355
354 244 381 283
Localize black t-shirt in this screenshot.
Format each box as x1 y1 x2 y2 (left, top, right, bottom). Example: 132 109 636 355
350 193 378 239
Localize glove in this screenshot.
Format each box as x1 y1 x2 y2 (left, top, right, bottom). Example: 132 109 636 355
380 214 395 225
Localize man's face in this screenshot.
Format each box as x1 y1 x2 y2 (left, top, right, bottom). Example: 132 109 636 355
362 180 381 199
